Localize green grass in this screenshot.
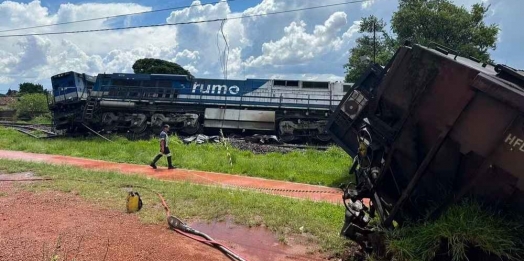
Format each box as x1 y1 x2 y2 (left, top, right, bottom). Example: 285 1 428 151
24 113 53 125
0 159 350 256
384 199 524 261
0 127 352 187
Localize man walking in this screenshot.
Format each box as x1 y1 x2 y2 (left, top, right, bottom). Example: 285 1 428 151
150 124 175 169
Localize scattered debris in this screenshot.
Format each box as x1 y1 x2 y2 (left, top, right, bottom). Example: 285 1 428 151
181 134 331 154
182 134 221 144
244 135 280 144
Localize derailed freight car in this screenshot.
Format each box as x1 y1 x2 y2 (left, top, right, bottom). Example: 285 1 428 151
326 42 524 256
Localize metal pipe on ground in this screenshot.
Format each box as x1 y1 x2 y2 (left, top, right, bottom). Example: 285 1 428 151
167 216 249 261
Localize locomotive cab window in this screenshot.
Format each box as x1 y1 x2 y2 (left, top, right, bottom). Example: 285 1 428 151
274 80 286 86
286 81 299 87
274 80 299 87
302 81 329 89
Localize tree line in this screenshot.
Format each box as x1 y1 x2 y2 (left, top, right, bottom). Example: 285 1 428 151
1 82 49 121
344 0 499 82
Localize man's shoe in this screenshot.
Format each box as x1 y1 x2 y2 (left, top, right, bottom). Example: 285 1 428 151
150 163 157 169
167 156 175 169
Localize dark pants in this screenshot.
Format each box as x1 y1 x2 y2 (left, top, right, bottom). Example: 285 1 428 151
159 146 171 156
151 147 174 168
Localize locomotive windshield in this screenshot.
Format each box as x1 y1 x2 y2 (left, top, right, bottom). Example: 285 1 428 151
51 72 96 102
51 72 80 102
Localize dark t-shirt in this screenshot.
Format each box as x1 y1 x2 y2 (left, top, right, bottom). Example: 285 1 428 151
160 131 169 147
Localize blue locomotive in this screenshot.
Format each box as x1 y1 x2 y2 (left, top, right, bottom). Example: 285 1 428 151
48 71 351 142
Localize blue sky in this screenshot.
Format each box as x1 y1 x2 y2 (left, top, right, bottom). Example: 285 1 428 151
0 0 522 93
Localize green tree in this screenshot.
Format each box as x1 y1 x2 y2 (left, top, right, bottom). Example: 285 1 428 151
19 82 44 94
391 0 499 62
15 93 49 120
6 89 18 97
132 58 193 78
344 1 499 82
343 15 397 83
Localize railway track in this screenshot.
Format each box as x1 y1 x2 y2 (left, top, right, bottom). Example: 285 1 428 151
0 121 58 139
0 121 53 126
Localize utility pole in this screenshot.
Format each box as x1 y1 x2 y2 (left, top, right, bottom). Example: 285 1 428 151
373 20 376 63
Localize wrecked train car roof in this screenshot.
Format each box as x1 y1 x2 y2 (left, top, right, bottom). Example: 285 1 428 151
418 44 524 112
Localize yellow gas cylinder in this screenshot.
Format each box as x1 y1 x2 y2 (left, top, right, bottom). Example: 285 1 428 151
126 191 143 213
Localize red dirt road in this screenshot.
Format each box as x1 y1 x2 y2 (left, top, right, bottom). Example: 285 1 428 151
0 180 230 261
0 175 329 261
0 150 344 204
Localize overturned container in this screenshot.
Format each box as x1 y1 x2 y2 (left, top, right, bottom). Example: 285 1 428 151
326 42 524 255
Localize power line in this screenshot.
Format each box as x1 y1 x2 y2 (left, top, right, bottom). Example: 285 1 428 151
0 75 41 79
0 0 369 38
0 0 239 33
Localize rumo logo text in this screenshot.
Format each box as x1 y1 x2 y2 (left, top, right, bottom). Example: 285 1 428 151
192 82 240 95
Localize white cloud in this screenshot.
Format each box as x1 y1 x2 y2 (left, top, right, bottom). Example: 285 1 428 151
167 0 230 22
244 12 352 67
0 0 177 87
361 0 376 9
14 36 51 71
241 12 360 79
0 76 14 84
6 0 519 93
0 1 54 31
0 0 366 91
0 50 19 75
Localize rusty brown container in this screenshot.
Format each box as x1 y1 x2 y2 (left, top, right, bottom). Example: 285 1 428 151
327 43 524 228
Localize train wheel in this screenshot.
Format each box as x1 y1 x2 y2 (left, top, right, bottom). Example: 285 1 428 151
316 134 332 142
130 122 148 134
279 134 296 143
126 121 151 141
126 129 152 141
151 126 162 135
181 122 203 136
277 119 296 143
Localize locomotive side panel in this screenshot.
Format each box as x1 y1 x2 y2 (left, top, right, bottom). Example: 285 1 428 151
204 108 276 130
